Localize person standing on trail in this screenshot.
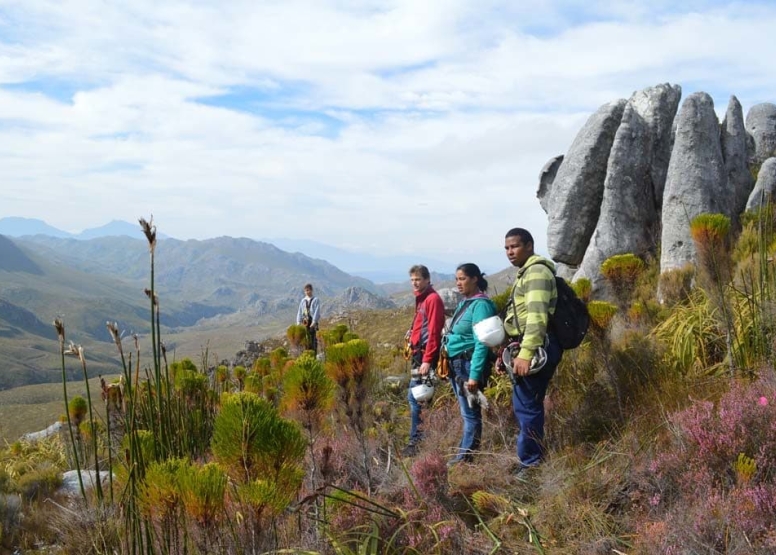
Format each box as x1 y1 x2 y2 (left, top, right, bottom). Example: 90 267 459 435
444 263 497 467
402 265 445 457
296 283 321 354
502 228 563 478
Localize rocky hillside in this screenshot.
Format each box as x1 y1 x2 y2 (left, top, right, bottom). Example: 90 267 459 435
540 83 775 295
0 233 398 388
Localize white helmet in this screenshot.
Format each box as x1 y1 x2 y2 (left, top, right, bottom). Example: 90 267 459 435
473 315 506 347
501 343 547 375
411 381 435 402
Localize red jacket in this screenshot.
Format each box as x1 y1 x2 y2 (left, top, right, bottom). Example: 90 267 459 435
409 285 446 364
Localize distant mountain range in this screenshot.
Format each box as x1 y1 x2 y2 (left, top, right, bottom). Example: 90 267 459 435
0 224 419 390
0 218 457 283
265 237 455 283
0 217 151 240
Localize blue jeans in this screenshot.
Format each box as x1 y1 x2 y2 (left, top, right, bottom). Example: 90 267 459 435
407 377 424 444
449 358 481 462
512 334 562 468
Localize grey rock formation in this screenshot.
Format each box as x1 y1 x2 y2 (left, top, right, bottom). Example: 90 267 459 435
745 103 776 167
554 262 578 282
22 421 63 442
576 84 681 293
746 157 776 211
628 83 682 210
536 154 564 213
661 92 727 272
576 103 656 292
61 470 113 496
722 96 756 220
334 286 396 310
436 287 463 315
547 99 627 265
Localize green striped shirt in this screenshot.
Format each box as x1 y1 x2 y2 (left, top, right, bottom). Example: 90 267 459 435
503 255 557 361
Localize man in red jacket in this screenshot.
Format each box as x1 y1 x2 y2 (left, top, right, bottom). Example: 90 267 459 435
403 264 446 457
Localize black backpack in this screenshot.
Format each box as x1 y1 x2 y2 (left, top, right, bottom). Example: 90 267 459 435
550 276 589 350
503 269 589 350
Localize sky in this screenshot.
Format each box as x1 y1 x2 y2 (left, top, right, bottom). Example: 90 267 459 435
1 0 776 273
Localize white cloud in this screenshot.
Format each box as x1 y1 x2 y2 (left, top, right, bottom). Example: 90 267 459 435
1 0 775 273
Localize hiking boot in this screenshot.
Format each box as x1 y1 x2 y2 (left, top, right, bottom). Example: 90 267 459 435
512 465 537 482
446 455 473 468
401 443 419 457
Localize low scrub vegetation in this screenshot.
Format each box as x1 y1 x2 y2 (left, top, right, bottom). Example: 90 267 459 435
3 211 776 554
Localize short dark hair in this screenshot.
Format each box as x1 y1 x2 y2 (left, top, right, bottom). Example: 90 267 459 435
505 227 534 246
409 264 430 280
456 263 488 292
304 284 313 290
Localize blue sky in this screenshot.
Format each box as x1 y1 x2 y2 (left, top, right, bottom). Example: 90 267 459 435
1 0 776 273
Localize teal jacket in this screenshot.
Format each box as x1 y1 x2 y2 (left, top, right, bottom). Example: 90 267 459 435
445 295 497 383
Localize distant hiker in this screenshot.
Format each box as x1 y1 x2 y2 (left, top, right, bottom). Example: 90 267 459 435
445 263 497 466
402 265 445 457
502 228 563 477
296 283 321 354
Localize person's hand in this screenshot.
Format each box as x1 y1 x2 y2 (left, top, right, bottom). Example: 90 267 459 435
494 352 505 375
418 362 431 376
466 379 478 393
513 357 532 377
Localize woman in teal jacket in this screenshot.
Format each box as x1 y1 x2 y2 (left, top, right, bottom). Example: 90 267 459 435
445 263 497 466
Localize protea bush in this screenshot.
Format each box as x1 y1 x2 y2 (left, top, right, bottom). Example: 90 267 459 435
233 365 246 390
179 461 227 552
287 323 310 353
282 353 335 433
658 264 695 306
211 392 306 485
269 347 289 370
601 253 645 310
586 301 618 335
67 396 88 428
252 357 272 376
690 213 731 282
572 277 592 303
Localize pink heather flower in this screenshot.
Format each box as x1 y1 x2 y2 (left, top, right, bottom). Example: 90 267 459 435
759 396 769 406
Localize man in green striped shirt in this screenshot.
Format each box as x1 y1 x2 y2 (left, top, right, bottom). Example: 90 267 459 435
503 228 563 475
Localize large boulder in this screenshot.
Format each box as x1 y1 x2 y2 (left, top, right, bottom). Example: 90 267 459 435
536 154 564 213
661 92 727 273
575 103 656 293
746 157 776 211
546 99 627 265
745 103 776 168
722 96 756 221
60 470 113 496
628 82 682 210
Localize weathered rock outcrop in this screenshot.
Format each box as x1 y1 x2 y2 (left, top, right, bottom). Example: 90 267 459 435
722 96 756 220
540 83 773 290
628 83 682 210
746 157 776 211
660 92 728 273
436 287 463 315
536 155 564 213
745 103 776 167
333 286 396 310
546 99 627 265
575 104 656 291
576 84 681 293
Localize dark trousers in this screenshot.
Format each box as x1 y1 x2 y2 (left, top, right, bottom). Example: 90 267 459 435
307 325 318 354
511 334 562 468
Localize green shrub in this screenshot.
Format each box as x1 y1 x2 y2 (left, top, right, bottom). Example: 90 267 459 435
211 392 306 487
16 464 62 500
